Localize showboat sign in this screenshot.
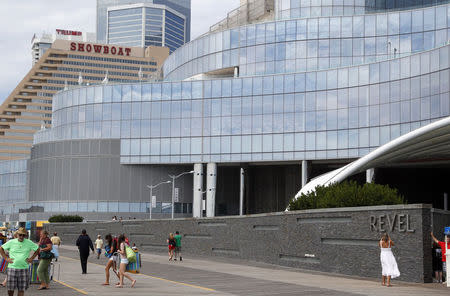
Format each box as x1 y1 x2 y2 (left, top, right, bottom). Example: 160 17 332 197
70 42 132 56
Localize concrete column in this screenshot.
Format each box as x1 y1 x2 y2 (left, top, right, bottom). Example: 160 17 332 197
193 163 203 218
366 168 375 183
301 160 308 188
445 193 448 211
206 163 217 217
239 168 244 216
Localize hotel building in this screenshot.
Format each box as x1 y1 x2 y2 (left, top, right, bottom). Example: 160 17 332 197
31 30 96 66
0 38 168 162
1 0 450 221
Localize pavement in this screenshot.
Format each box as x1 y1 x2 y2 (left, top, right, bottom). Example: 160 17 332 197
0 245 448 295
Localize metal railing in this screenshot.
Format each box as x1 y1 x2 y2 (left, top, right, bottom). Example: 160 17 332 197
209 0 274 33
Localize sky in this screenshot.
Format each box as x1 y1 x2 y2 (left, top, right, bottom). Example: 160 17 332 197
0 0 240 104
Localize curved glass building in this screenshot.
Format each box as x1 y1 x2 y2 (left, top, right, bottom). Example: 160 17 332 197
2 0 450 221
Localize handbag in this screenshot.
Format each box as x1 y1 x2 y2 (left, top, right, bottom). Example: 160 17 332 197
39 244 54 260
125 246 136 263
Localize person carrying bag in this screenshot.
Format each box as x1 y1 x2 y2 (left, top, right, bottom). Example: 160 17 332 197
37 230 53 290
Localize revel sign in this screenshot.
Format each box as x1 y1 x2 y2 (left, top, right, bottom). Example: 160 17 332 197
70 42 132 56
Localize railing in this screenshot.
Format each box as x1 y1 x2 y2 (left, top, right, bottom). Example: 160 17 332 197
209 0 274 33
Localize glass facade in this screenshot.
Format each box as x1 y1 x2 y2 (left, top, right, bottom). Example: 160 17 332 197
275 0 366 19
0 159 28 215
165 10 186 52
107 4 186 52
145 7 164 47
108 7 143 47
164 3 450 81
0 200 192 215
36 43 450 164
275 0 450 19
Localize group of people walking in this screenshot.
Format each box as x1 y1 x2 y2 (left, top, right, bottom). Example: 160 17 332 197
79 231 137 288
103 233 137 288
167 231 182 261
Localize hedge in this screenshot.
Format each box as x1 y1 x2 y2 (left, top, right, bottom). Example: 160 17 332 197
48 215 84 223
288 181 405 211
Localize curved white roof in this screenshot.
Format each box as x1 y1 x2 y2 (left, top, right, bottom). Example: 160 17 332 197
294 116 450 200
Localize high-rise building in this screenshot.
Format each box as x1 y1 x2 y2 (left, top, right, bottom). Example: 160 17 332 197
31 30 96 66
106 3 186 52
96 0 191 48
0 38 169 160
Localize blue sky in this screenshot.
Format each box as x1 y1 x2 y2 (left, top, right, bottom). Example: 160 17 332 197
0 0 239 104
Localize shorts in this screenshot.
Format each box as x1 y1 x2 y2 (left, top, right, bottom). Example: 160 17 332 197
175 246 181 253
120 258 129 265
97 248 102 254
7 268 30 291
168 245 175 251
109 254 118 261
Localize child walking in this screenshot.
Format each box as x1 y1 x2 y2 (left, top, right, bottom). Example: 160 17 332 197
167 233 176 261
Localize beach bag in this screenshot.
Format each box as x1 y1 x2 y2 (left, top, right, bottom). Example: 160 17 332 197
0 258 7 273
29 259 53 283
105 245 112 258
126 251 141 273
126 246 136 263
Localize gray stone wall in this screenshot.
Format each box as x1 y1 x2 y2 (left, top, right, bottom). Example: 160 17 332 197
431 209 450 241
46 204 435 283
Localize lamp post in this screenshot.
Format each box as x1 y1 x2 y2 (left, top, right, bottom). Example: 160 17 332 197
146 181 171 220
169 170 194 219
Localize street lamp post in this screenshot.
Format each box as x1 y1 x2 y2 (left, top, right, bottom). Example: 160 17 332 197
146 181 171 220
169 170 194 219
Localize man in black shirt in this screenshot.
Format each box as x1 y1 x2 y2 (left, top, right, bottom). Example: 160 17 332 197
75 229 94 274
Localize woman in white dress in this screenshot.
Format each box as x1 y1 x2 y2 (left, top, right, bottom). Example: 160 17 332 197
380 233 400 286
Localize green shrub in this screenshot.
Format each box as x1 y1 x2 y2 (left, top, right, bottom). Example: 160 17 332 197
288 181 405 211
48 215 84 223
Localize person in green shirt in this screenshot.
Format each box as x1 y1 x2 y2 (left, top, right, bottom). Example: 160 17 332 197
0 227 39 296
174 231 182 262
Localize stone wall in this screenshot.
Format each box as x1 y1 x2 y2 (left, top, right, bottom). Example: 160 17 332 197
46 204 439 283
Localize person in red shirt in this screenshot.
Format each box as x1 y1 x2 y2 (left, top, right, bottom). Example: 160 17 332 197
431 232 450 284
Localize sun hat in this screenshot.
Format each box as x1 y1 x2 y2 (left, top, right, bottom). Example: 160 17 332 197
16 227 27 236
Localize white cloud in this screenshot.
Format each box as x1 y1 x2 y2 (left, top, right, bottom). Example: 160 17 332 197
0 0 240 104
0 0 96 103
191 0 240 39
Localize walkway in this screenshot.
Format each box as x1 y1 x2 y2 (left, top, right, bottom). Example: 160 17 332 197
1 245 447 295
